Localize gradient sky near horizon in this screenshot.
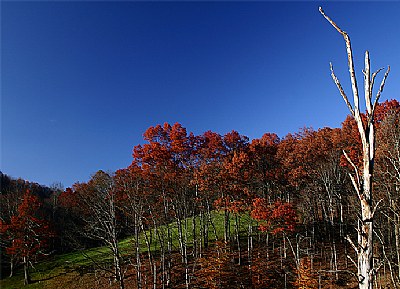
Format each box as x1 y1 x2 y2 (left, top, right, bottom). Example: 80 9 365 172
2 1 400 188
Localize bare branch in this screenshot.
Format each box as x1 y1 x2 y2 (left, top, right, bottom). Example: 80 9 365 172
370 67 384 98
330 63 355 116
343 150 361 194
345 235 359 254
342 150 358 178
364 51 372 114
365 66 385 126
372 66 390 114
362 69 366 77
348 173 362 201
319 7 360 114
373 229 399 288
371 199 384 219
347 255 358 269
319 7 345 35
318 269 358 280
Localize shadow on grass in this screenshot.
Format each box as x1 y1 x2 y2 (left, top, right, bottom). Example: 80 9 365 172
30 264 93 284
30 271 68 283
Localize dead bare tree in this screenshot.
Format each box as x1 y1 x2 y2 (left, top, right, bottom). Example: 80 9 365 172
73 171 126 289
319 7 390 289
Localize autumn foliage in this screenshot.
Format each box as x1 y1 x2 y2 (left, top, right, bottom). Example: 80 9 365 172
1 190 53 284
294 257 319 289
251 198 297 234
1 100 400 288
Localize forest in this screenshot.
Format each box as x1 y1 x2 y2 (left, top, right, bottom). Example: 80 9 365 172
1 6 400 289
1 98 400 288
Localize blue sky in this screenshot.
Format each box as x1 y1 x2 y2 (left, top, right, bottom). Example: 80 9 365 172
2 1 400 188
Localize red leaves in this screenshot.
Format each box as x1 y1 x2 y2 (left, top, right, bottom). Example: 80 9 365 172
197 130 225 160
251 198 297 235
341 115 363 170
58 187 77 208
339 100 400 170
249 133 281 192
250 198 270 223
374 99 400 124
269 201 297 234
2 190 53 260
223 130 249 152
278 126 345 191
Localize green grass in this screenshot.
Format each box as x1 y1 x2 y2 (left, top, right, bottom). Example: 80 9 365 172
0 211 258 288
0 247 114 289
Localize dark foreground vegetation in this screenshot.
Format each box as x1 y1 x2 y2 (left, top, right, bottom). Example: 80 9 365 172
1 100 400 288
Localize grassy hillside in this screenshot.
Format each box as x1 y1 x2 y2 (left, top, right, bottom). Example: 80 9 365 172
3 210 383 288
0 211 257 289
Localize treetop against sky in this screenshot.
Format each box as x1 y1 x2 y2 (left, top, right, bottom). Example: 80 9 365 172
2 1 399 187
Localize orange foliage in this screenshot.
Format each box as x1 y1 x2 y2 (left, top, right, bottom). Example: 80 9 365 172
251 198 297 235
294 257 319 289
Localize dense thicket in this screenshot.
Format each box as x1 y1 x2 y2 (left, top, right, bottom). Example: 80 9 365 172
1 100 400 288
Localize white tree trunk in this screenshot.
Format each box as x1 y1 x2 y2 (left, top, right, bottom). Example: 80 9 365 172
319 7 390 289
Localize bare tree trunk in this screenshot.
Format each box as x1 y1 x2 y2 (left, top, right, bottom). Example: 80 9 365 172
141 220 154 286
153 263 157 289
319 7 390 289
396 216 400 282
234 214 241 265
113 248 124 289
133 213 142 289
183 212 189 289
224 208 230 242
199 209 204 256
157 227 167 289
192 211 197 258
339 195 344 237
206 199 218 241
376 230 399 289
9 257 14 278
247 223 253 261
23 256 31 285
332 239 338 280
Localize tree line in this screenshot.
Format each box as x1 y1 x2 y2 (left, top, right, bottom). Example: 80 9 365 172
1 100 400 288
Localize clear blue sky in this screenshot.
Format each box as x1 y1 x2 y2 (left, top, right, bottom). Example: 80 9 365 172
2 1 399 188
